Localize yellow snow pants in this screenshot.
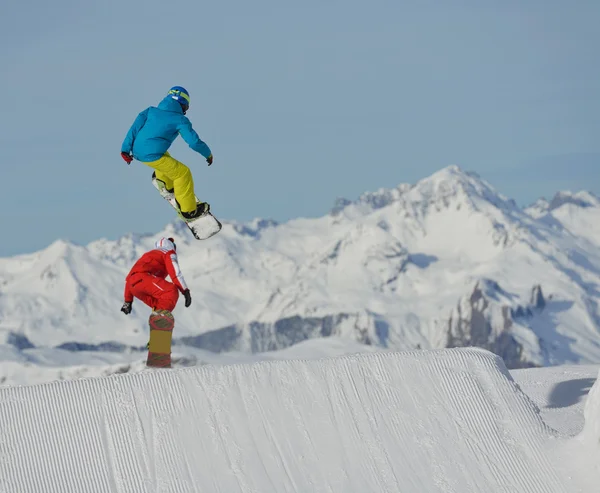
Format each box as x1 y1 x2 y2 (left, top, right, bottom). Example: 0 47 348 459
143 152 197 213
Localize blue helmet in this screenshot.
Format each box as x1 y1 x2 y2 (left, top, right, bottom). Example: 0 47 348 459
168 86 190 112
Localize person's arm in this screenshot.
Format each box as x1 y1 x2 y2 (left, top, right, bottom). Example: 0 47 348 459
124 281 134 303
121 108 150 155
121 282 134 314
178 117 212 159
165 252 189 293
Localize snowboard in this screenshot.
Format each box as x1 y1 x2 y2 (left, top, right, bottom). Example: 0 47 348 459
152 176 222 240
147 309 175 368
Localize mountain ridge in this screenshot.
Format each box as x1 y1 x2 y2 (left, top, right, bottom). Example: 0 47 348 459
1 165 599 369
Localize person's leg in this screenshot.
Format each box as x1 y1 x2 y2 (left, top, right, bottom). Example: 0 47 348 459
152 171 175 199
153 281 180 312
134 277 180 368
127 273 158 309
131 275 179 310
143 152 197 213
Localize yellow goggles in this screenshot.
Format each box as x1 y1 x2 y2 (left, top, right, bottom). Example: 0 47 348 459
169 89 190 105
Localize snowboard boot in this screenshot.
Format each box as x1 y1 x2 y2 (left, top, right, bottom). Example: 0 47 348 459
151 172 175 201
181 201 210 221
146 309 175 368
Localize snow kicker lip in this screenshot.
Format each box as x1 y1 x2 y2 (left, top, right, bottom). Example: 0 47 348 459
0 348 576 492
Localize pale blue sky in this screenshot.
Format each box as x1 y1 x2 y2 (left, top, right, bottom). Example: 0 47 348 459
1 0 598 256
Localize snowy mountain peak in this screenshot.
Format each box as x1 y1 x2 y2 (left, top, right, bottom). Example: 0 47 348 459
411 165 517 213
525 198 551 218
524 189 600 245
527 191 600 218
330 187 407 216
331 165 516 220
232 218 279 238
1 165 599 370
548 191 599 210
34 239 76 264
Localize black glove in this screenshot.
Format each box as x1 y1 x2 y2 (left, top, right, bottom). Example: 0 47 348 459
206 154 213 166
121 301 132 315
183 289 192 307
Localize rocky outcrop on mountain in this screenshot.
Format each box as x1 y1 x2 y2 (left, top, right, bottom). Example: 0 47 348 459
445 280 547 369
176 312 382 353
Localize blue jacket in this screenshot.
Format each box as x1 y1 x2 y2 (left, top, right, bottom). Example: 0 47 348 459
121 95 212 163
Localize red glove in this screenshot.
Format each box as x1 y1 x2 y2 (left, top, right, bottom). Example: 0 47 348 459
121 152 133 164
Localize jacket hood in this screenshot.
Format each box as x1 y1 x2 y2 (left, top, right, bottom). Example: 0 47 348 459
157 95 184 113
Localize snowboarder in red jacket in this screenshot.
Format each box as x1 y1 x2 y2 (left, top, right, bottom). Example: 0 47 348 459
120 237 191 368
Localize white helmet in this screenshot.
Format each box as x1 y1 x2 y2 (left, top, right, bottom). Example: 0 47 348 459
155 237 176 252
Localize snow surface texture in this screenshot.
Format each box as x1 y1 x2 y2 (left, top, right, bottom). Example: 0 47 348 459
0 348 596 493
578 368 600 479
0 337 380 388
1 165 600 381
512 364 600 436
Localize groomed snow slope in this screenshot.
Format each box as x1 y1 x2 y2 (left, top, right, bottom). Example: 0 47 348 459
0 348 587 492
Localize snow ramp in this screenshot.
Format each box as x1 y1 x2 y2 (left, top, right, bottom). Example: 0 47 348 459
0 348 572 492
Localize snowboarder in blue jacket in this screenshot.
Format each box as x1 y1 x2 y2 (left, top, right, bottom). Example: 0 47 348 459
121 86 213 220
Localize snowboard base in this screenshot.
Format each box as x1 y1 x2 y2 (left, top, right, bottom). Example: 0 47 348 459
179 208 222 241
147 310 174 368
152 176 222 240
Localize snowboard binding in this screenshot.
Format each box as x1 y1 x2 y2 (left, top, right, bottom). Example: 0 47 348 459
151 173 223 240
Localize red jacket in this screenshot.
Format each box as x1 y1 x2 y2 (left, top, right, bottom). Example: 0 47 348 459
124 247 189 303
